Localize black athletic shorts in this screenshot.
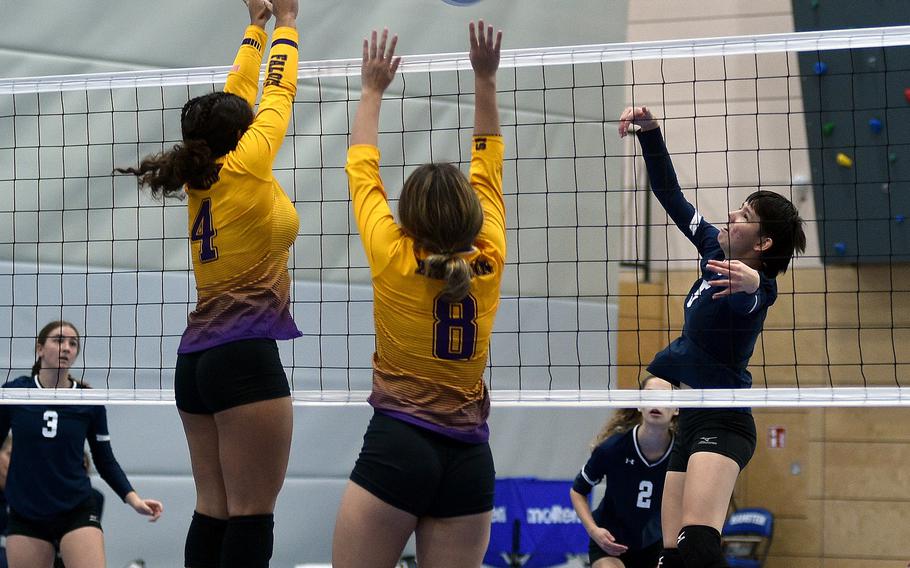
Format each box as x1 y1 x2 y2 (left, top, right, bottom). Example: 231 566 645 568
350 411 495 518
175 338 291 414
589 539 662 568
668 408 757 472
8 495 102 544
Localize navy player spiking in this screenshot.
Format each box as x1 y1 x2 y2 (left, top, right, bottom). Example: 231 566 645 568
0 321 162 568
619 106 806 568
570 377 677 568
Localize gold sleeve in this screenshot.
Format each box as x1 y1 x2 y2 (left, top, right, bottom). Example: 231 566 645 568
470 135 506 258
224 25 267 108
231 27 299 179
346 144 402 275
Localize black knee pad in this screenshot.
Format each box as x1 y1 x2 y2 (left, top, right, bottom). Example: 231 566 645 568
221 514 275 568
658 547 685 568
677 525 728 568
185 511 228 568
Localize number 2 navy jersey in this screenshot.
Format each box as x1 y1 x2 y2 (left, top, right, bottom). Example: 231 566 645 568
573 426 673 552
0 376 133 520
345 136 505 443
637 128 778 389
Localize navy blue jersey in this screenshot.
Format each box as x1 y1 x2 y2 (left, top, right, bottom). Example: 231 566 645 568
638 128 777 389
573 426 672 551
0 376 133 521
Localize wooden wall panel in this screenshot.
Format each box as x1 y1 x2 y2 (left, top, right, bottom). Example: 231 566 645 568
824 443 910 500
824 501 910 558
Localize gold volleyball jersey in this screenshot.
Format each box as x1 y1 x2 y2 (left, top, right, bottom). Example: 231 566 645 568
345 136 506 442
179 26 302 353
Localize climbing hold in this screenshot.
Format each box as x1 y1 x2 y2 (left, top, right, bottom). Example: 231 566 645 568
821 121 835 137
836 152 853 168
869 118 883 134
814 62 828 75
896 215 905 224
889 152 898 164
834 242 847 256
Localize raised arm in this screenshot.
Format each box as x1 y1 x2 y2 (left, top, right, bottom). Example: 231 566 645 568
231 0 299 178
468 21 506 254
471 20 501 137
620 106 718 255
224 0 273 107
346 29 403 274
351 29 401 146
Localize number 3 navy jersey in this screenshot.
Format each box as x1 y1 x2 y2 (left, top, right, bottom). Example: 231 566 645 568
637 128 778 389
0 376 133 520
345 136 505 443
573 426 673 552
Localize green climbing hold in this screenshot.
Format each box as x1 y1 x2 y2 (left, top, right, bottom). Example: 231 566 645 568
821 122 835 137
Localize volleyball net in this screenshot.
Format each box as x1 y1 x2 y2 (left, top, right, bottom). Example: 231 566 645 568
1 25 909 406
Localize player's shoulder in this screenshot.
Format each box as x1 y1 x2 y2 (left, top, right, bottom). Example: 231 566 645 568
593 429 634 458
2 376 35 389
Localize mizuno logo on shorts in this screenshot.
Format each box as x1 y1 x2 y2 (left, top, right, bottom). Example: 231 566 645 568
698 436 718 445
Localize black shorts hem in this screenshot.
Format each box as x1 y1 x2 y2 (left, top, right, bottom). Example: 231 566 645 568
349 475 420 517
689 447 752 471
178 384 291 415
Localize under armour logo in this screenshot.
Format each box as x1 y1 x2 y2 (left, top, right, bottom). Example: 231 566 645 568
677 532 686 544
625 458 635 465
89 515 99 523
698 436 718 445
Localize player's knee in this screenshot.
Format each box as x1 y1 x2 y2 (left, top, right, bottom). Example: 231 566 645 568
658 547 685 568
221 514 275 568
676 525 728 568
184 511 228 568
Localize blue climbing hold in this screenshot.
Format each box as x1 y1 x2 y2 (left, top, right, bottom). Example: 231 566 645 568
834 242 847 256
814 61 828 75
869 118 883 134
897 215 905 224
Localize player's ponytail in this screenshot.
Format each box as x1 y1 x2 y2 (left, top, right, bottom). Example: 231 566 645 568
115 91 253 198
591 408 641 450
425 252 474 301
115 139 218 198
399 162 485 299
590 376 677 451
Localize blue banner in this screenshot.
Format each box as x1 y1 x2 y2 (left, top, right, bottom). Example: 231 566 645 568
484 478 589 568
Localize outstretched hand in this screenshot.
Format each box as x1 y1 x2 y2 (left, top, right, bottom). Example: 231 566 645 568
706 259 760 297
590 526 629 556
243 0 273 28
127 492 164 522
271 0 298 27
361 29 401 96
618 105 659 138
469 20 502 81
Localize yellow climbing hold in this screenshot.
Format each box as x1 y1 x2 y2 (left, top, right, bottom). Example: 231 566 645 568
836 152 853 168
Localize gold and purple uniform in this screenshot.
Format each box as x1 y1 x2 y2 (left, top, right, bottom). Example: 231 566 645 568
345 136 506 443
178 26 302 354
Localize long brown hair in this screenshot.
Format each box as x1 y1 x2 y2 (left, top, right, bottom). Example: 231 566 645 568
590 376 677 451
32 320 86 387
115 92 254 198
399 163 484 302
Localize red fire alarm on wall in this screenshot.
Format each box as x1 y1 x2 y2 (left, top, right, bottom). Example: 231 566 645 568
768 426 786 449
